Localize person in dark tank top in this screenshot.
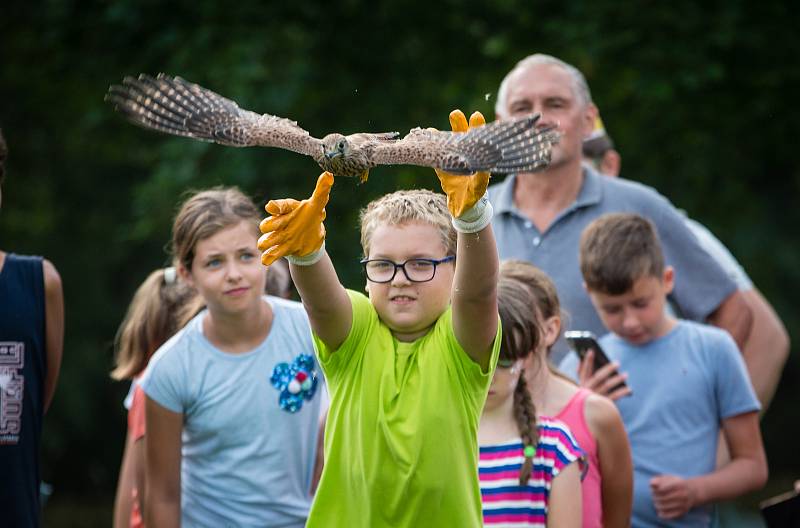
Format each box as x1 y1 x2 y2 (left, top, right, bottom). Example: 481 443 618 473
0 127 64 527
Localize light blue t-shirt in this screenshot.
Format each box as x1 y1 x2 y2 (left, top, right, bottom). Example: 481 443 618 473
559 320 760 527
141 296 326 528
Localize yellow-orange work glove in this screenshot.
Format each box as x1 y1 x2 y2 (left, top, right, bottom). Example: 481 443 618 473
258 171 334 267
434 110 492 233
435 110 492 231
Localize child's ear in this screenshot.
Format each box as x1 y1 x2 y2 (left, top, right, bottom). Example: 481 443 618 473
543 315 561 348
663 266 675 294
178 263 193 287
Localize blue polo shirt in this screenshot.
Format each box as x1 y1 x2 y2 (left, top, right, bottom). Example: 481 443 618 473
488 167 737 363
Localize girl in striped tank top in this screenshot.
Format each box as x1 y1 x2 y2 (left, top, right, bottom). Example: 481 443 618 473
479 278 585 527
499 260 633 528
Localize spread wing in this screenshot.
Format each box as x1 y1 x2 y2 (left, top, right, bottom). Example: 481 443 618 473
369 114 558 174
106 74 322 157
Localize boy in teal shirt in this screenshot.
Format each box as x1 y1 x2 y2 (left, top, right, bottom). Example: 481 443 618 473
259 111 504 527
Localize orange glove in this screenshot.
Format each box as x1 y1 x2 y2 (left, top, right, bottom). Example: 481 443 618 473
258 171 334 266
435 109 491 218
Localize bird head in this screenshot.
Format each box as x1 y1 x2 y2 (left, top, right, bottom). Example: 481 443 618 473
322 134 349 160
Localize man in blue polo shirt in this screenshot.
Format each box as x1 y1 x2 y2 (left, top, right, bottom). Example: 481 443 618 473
487 54 753 376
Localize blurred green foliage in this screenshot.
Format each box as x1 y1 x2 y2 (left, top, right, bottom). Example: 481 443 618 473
1 0 798 523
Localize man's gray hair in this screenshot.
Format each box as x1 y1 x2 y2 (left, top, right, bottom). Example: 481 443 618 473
495 54 593 118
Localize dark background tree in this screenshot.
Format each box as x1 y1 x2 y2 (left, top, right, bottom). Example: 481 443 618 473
2 1 797 525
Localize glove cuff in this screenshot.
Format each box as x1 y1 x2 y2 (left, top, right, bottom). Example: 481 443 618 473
286 242 326 266
452 194 493 233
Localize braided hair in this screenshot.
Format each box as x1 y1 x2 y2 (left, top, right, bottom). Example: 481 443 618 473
498 277 542 484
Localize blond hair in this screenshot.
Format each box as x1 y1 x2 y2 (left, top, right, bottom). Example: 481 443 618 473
579 213 664 295
111 268 198 380
359 189 456 257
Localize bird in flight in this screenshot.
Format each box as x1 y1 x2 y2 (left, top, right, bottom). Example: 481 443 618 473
106 74 558 183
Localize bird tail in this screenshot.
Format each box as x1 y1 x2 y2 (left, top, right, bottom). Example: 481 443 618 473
105 74 255 145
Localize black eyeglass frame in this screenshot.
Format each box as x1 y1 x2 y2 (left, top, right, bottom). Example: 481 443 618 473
359 255 455 284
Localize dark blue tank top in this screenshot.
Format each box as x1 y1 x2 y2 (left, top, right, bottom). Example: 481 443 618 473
0 253 46 527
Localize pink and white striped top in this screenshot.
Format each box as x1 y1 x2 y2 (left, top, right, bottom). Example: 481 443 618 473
479 417 585 527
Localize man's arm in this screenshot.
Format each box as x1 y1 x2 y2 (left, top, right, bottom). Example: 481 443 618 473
259 172 351 351
739 288 790 410
42 258 63 413
706 289 753 351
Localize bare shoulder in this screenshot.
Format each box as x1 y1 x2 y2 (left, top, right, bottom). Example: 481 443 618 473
42 258 63 295
584 392 625 437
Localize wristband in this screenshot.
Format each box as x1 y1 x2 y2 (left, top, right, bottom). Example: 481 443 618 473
285 242 326 266
452 194 493 233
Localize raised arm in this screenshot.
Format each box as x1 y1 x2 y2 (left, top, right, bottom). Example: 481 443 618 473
42 258 64 413
258 172 352 350
436 110 498 369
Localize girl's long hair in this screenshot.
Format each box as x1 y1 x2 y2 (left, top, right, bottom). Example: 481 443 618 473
111 267 198 380
500 259 577 384
497 277 542 484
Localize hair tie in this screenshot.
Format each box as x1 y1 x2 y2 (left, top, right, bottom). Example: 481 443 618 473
163 266 177 285
523 445 536 458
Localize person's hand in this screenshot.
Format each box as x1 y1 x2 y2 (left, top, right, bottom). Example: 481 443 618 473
435 109 491 218
578 349 633 401
258 171 333 266
650 474 697 519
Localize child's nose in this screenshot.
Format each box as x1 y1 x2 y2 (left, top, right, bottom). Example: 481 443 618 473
391 266 411 285
622 309 638 329
226 261 244 281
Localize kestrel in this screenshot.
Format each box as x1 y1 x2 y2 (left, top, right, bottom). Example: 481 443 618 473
106 74 558 182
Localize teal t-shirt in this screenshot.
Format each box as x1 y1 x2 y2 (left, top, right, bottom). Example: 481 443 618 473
307 290 500 528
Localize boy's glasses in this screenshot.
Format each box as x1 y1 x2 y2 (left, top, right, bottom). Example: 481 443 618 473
360 256 455 283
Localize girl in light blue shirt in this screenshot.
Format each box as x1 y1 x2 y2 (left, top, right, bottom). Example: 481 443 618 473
141 187 325 527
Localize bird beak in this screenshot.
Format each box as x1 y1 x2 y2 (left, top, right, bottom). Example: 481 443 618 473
325 150 342 160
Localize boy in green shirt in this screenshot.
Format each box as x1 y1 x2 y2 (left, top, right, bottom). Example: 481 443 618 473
259 111 505 527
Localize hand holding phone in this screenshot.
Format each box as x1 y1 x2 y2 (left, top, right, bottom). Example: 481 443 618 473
564 330 632 399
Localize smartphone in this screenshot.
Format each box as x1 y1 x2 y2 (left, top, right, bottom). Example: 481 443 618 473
564 330 629 393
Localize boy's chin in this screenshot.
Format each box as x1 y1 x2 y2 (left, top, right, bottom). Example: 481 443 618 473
617 331 652 345
386 319 436 342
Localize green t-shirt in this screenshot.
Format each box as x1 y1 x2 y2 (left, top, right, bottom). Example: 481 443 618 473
307 290 500 528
